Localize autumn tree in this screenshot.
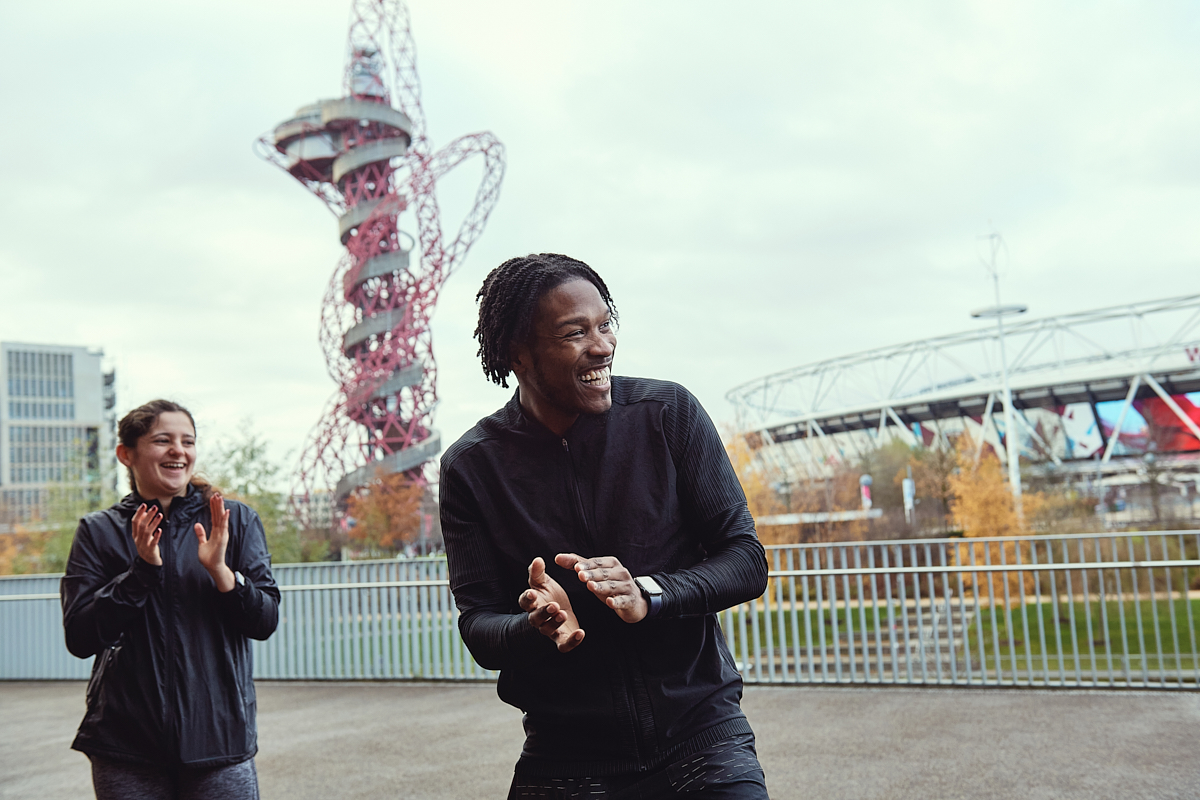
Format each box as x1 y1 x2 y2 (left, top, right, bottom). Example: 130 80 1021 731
857 438 914 511
947 436 1019 538
344 470 425 554
796 466 876 542
725 427 885 543
1021 485 1098 533
0 486 113 575
0 443 115 575
945 435 1040 599
725 432 792 544
0 531 22 575
907 438 958 533
0 525 52 575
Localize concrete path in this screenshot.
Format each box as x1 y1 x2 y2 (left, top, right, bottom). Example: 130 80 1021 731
2 681 1197 799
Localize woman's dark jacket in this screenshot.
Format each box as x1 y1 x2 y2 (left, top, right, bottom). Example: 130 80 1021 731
61 486 280 768
441 377 768 777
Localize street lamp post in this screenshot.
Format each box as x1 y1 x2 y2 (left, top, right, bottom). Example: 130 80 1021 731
971 232 1027 523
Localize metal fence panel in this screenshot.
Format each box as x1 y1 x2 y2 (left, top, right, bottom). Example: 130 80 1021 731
257 557 494 680
0 574 93 679
0 557 495 681
721 531 1200 689
3 533 1197 688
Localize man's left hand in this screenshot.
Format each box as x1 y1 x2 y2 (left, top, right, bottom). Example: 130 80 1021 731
555 553 648 623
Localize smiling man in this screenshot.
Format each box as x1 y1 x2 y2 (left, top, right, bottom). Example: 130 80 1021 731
441 253 770 798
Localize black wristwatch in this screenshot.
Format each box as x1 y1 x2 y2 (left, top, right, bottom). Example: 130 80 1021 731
234 570 247 588
635 575 664 620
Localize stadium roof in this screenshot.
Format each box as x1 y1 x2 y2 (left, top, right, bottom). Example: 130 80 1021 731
728 294 1200 448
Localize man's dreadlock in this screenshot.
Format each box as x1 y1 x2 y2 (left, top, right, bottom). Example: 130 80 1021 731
474 253 618 388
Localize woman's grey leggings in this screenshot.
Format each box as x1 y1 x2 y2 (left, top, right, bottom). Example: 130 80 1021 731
90 755 260 800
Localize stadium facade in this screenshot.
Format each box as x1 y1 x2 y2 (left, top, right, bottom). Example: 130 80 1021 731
727 295 1200 518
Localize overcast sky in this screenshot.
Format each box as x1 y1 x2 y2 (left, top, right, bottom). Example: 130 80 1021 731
1 1 1198 489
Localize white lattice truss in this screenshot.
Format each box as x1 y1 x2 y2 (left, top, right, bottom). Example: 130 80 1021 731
728 294 1200 482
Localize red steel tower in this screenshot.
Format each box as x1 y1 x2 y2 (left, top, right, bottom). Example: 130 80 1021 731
257 0 504 518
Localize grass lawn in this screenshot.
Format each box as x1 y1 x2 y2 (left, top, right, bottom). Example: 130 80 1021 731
967 598 1200 676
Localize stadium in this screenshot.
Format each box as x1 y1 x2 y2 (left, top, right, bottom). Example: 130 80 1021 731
727 294 1200 527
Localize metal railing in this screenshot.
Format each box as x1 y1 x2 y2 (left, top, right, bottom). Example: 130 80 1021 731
723 531 1200 689
3 532 1197 688
0 573 89 679
0 557 493 681
257 558 492 680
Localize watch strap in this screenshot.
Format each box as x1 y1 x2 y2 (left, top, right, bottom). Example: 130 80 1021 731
636 576 664 620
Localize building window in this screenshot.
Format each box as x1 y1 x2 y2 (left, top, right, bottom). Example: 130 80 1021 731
6 399 75 420
0 488 51 525
6 350 74 400
8 425 91 484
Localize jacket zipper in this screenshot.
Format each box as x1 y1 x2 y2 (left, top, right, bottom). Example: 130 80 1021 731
561 438 596 553
563 437 648 768
163 514 177 756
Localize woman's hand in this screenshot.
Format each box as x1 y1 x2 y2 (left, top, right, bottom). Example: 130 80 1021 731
194 493 236 593
131 504 164 566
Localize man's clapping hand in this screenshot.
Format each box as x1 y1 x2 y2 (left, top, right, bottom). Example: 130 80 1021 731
555 552 648 624
519 557 585 652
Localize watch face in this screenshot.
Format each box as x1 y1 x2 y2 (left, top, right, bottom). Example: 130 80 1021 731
636 576 663 595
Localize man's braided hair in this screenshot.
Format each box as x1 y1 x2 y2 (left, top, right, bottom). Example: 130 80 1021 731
474 253 618 388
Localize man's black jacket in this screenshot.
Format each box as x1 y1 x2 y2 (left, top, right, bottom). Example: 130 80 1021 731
441 376 768 777
61 486 279 767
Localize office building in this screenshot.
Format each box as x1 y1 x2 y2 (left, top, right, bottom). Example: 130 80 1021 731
0 342 116 527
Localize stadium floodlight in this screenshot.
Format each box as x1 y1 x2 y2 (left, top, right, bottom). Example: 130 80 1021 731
975 232 1027 520
971 304 1028 318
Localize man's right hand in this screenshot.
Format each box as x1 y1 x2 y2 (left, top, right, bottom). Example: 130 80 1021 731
519 557 585 652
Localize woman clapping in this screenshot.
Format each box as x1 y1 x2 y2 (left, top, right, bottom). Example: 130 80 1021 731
62 399 279 799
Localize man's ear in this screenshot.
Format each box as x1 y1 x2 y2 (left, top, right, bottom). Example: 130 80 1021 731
509 343 528 378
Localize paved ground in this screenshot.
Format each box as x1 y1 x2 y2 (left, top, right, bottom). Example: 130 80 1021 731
2 681 1198 799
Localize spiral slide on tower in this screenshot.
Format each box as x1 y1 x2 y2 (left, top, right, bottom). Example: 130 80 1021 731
334 436 442 500
268 88 436 498
258 0 505 517
343 249 409 297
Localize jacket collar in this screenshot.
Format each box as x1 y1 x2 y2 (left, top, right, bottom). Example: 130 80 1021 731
497 387 610 445
119 483 206 518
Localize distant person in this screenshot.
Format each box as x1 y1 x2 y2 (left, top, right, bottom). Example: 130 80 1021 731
61 399 279 800
442 254 771 798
